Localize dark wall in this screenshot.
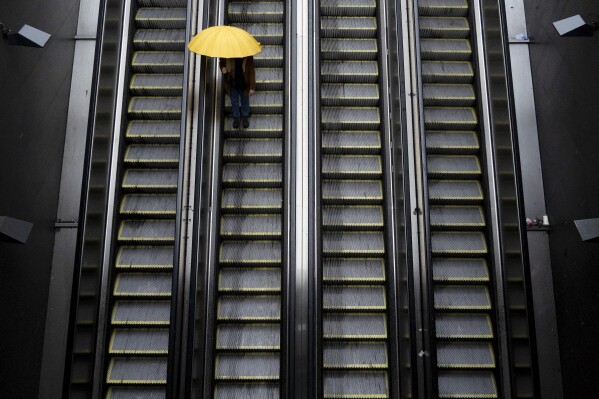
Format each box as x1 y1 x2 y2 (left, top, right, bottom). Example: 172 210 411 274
523 1 599 397
0 1 80 397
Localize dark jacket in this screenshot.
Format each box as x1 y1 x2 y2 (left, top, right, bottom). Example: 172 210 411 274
219 56 256 96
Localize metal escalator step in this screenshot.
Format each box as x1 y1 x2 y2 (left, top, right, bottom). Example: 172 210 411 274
254 45 284 68
255 68 284 91
434 286 491 310
214 382 279 399
106 358 167 384
112 301 170 325
430 206 485 229
130 74 183 96
225 91 283 114
218 296 280 321
427 155 481 178
220 215 281 239
321 61 378 83
322 155 382 178
419 17 470 39
224 114 283 138
429 180 483 203
437 371 498 398
114 273 171 297
219 268 280 293
215 353 279 380
420 39 471 61
138 0 187 7
216 324 280 350
127 121 180 143
433 258 489 282
231 23 283 45
323 286 386 310
431 232 487 255
228 2 284 23
106 387 165 399
323 343 387 369
220 241 281 265
436 313 493 339
135 8 186 29
437 342 495 369
118 220 175 243
322 180 383 204
321 17 377 38
133 29 185 51
323 205 383 229
124 144 179 167
321 39 378 60
423 84 476 106
109 329 169 354
418 0 468 17
116 246 174 269
222 163 282 188
120 194 176 217
324 258 385 283
323 231 384 255
323 371 389 398
122 169 178 192
321 0 376 17
322 107 380 130
222 188 282 213
426 130 478 153
422 61 473 83
324 313 387 339
424 107 477 130
321 84 379 106
223 138 282 162
128 97 182 119
132 51 184 73
322 131 381 154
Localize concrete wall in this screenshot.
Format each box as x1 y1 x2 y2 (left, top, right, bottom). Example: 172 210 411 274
0 1 80 397
523 1 599 396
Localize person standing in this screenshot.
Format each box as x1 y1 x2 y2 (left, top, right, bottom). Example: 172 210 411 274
220 56 256 128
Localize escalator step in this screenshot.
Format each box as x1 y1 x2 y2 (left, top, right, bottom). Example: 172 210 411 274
321 39 378 60
135 8 186 29
429 206 485 229
323 286 386 310
324 313 387 340
133 29 185 51
222 188 282 213
219 268 281 293
322 180 383 204
422 61 473 83
231 23 284 45
424 107 477 130
130 74 183 96
128 97 182 120
428 180 483 203
322 131 381 154
109 329 169 354
418 0 468 17
106 387 165 399
437 342 495 368
223 138 283 162
321 17 377 38
321 84 379 106
224 114 283 138
431 232 487 255
433 258 489 282
114 273 171 297
120 194 177 217
419 17 470 38
320 0 376 17
436 313 493 339
124 144 179 167
254 45 284 68
106 358 167 384
132 51 184 73
323 205 383 229
434 285 491 310
228 2 284 24
220 214 281 238
225 91 283 114
217 296 281 321
323 231 384 255
321 61 378 83
220 240 281 265
323 258 385 283
216 324 280 350
222 163 282 187
426 130 478 154
112 301 170 325
138 0 187 7
427 155 481 178
215 353 280 380
423 84 476 106
116 246 174 269
214 383 279 399
323 343 388 369
118 220 175 243
255 68 284 91
420 39 472 61
437 371 498 398
323 371 389 398
322 155 382 178
322 107 380 130
126 121 180 143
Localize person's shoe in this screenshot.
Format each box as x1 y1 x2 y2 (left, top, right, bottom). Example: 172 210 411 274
233 117 240 128
242 116 250 128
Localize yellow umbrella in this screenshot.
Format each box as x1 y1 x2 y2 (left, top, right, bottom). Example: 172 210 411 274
187 25 262 58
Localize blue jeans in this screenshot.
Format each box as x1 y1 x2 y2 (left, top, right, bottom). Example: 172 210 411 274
230 86 250 118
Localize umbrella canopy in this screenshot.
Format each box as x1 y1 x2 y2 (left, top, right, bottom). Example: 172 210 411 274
187 25 262 58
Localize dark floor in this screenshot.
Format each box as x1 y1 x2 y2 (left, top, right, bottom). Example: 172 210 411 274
0 1 80 397
524 1 599 397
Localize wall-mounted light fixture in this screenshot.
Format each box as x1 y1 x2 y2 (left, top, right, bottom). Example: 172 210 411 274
553 15 599 37
1 22 51 48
